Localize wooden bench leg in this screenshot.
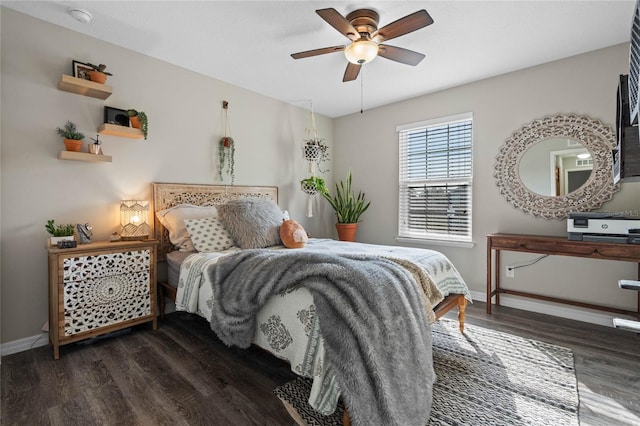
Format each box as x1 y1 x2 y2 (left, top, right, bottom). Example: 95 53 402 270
343 404 351 426
457 295 467 333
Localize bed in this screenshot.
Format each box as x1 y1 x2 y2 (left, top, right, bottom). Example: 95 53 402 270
152 182 472 426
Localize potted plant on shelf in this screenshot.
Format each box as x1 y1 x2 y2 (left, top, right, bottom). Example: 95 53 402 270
85 63 113 84
56 120 85 152
127 109 148 139
46 220 75 246
321 171 371 242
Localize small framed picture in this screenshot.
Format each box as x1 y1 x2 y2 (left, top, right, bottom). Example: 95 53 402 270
104 106 130 127
72 60 93 80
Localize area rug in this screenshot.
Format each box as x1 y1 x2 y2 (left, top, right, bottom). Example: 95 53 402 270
274 318 579 425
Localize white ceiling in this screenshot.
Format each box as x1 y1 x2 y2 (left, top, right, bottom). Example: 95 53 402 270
3 1 635 118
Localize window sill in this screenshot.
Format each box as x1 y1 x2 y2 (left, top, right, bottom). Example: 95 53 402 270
395 236 475 249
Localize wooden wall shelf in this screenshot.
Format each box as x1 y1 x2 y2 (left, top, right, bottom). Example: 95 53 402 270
59 151 112 162
57 75 112 100
98 123 143 139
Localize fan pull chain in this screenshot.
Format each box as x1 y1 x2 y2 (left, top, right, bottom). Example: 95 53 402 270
360 67 364 114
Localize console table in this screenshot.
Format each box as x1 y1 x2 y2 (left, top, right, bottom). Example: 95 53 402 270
486 233 640 320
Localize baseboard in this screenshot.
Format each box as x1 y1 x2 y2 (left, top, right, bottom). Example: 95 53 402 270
1 294 623 357
1 332 49 357
470 290 628 328
3 298 179 358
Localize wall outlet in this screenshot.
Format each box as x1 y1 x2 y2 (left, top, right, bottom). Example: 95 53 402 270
506 265 515 278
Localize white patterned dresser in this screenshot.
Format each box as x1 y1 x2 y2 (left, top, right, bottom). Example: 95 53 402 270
47 239 158 359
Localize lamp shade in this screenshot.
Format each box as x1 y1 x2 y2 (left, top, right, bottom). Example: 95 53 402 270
120 200 149 240
344 39 379 64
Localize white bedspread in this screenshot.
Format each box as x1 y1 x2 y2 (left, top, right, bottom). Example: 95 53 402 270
175 238 471 414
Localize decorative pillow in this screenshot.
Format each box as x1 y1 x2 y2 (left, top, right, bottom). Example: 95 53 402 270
217 198 284 249
156 204 217 251
184 217 235 252
280 219 308 249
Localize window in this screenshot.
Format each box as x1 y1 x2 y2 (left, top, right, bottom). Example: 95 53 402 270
397 113 472 243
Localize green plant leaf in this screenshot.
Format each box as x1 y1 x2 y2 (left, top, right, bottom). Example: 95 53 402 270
321 171 370 223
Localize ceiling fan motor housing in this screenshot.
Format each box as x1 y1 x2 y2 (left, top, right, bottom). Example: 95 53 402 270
345 9 379 38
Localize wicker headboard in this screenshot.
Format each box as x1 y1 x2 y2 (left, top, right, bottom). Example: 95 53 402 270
151 183 278 260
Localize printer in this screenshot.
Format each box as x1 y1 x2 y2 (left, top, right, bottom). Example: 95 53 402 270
567 212 640 244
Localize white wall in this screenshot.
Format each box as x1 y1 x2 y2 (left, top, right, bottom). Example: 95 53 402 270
2 7 637 346
333 43 640 320
0 8 334 343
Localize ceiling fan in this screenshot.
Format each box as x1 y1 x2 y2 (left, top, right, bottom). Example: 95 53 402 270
291 7 434 82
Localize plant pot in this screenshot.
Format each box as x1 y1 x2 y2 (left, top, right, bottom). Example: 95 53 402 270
64 139 83 152
49 236 75 246
88 71 107 84
221 137 233 148
303 143 321 161
88 143 102 154
301 181 319 195
335 223 358 242
130 116 141 129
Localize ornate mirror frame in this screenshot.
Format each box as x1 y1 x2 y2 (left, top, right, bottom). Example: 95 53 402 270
494 114 620 219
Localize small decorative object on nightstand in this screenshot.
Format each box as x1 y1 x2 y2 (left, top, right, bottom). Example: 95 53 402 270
47 239 158 359
76 223 93 244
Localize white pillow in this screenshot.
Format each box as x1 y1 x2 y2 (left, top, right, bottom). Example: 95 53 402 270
184 217 235 252
156 204 217 251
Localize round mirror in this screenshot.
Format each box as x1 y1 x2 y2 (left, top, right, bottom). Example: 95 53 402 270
519 138 592 196
494 114 620 219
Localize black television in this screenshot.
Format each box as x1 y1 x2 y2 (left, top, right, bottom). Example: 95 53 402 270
629 0 640 125
614 74 640 183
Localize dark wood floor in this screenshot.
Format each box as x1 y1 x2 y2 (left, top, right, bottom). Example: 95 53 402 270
2 302 639 425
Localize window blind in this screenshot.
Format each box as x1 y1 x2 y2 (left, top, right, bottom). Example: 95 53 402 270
398 114 472 242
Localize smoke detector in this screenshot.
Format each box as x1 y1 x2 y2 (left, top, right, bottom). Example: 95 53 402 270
69 8 92 24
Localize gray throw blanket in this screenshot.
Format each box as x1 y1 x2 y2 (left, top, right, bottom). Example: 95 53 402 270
209 249 435 426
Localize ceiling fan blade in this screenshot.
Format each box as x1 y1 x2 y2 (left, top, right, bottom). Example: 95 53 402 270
343 62 361 82
316 8 361 41
372 10 434 42
378 44 425 66
291 45 345 59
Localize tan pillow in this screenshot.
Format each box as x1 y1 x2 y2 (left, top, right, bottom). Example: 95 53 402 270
280 219 308 249
156 204 217 251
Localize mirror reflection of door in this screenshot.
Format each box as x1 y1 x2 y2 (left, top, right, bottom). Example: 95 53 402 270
553 149 592 195
519 137 592 196
566 169 591 193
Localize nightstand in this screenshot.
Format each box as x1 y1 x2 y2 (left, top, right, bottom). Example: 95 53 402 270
47 239 158 359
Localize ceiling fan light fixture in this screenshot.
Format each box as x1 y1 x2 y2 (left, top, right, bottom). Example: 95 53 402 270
344 39 379 64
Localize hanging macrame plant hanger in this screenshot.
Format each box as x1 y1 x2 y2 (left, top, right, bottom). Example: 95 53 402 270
219 100 235 185
303 104 321 217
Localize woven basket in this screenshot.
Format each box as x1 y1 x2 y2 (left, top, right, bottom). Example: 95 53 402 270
303 144 321 162
301 181 319 195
